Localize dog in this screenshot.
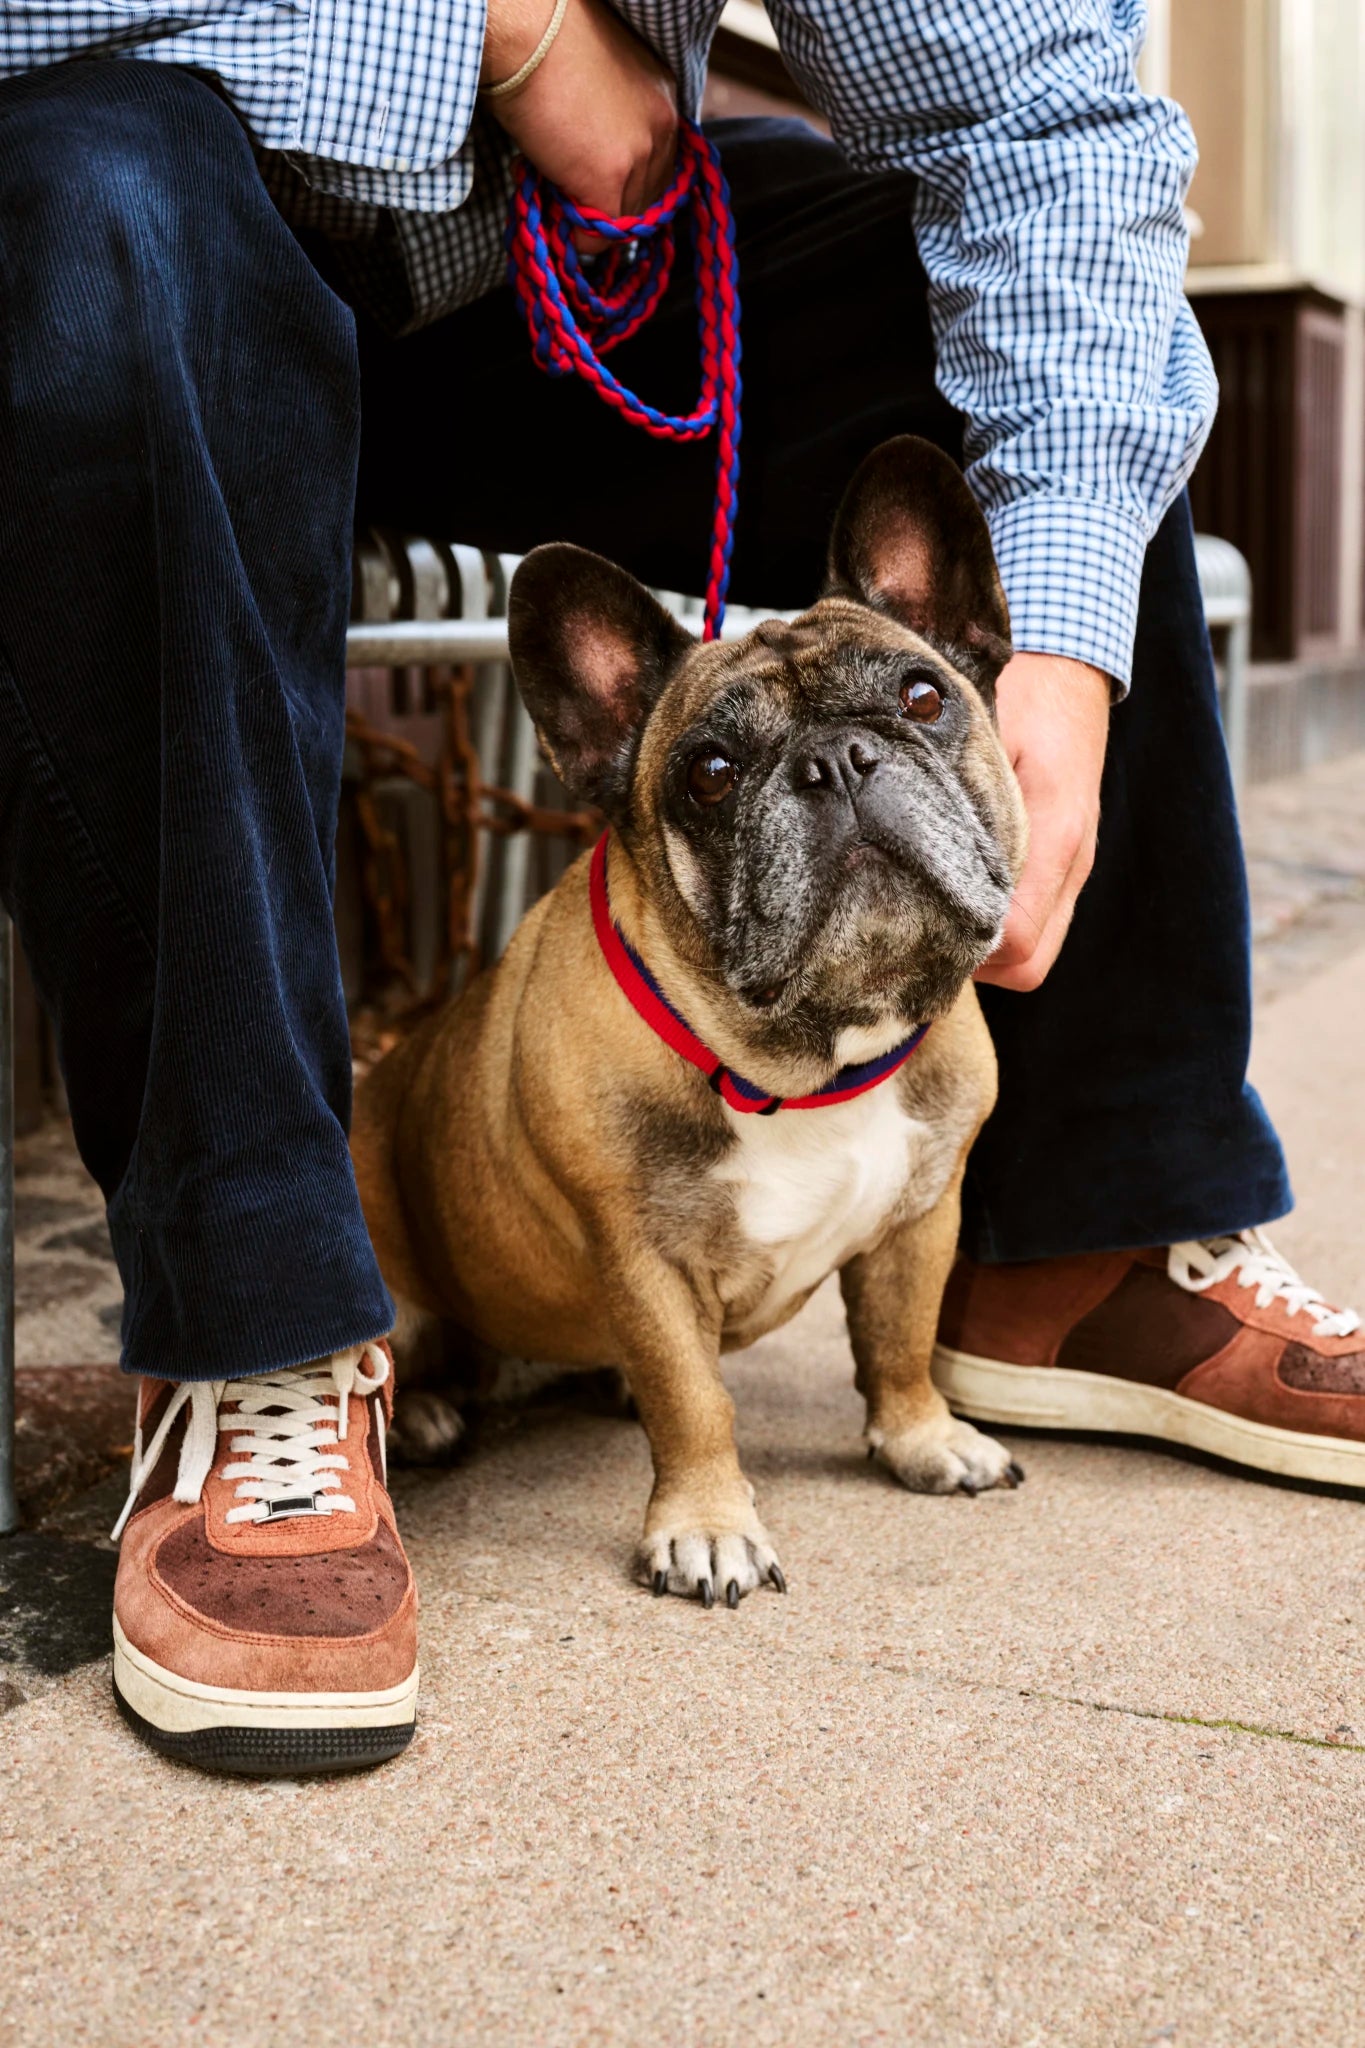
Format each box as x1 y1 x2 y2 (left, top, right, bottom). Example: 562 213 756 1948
351 435 1029 1604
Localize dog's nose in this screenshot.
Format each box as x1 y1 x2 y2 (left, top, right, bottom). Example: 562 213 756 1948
794 739 880 793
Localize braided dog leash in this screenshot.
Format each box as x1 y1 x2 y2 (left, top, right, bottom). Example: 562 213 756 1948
507 119 743 640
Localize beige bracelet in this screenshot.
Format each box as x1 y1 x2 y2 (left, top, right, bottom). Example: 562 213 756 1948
481 0 571 100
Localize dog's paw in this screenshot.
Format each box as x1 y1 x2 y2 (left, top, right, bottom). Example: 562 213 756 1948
389 1389 466 1466
639 1500 786 1608
868 1412 1023 1496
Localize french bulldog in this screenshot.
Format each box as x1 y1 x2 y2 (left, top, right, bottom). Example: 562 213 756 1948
351 435 1029 1604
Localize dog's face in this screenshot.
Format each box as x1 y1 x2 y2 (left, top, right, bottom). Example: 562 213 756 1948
509 438 1028 1058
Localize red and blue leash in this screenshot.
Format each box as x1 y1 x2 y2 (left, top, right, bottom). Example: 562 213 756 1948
507 119 742 640
510 136 931 1105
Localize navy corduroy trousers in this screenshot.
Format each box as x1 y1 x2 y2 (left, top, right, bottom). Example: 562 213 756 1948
0 62 1290 1380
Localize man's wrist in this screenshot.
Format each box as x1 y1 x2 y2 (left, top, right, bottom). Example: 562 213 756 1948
482 0 570 97
985 495 1150 699
997 649 1117 706
481 0 568 86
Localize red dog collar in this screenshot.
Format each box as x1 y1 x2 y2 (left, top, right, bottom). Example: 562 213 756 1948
589 832 930 1115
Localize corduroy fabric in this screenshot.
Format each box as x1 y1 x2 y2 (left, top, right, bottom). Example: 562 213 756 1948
0 62 394 1379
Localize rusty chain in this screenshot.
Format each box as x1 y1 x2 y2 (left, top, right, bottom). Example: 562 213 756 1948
345 663 598 1050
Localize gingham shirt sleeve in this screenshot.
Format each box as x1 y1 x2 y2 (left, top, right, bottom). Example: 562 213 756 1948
764 0 1218 691
0 2 488 207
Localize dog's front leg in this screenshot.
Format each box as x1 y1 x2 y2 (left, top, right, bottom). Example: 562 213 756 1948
613 1259 785 1606
840 1173 1022 1497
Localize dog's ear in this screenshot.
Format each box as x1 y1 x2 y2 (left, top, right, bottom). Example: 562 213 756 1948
826 437 1012 690
509 544 694 819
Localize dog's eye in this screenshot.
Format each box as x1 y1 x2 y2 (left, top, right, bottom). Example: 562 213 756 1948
687 751 738 805
899 677 944 723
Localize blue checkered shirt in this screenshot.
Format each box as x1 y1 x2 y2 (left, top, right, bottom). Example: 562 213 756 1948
0 0 1215 686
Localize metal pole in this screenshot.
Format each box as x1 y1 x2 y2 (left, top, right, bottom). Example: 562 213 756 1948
346 618 512 667
1222 605 1250 801
1192 533 1253 803
343 600 806 672
0 908 18 1535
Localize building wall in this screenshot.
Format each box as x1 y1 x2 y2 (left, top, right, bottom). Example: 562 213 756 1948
1173 0 1365 301
1172 0 1272 267
1296 0 1365 300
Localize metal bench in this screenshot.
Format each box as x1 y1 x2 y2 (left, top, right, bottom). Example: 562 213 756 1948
0 536 1255 1537
1193 533 1252 795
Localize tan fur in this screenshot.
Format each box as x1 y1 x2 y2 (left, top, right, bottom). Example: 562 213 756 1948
354 683 1021 1592
353 440 1028 1599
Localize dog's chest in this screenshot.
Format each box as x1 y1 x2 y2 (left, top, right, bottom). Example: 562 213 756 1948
712 1090 941 1334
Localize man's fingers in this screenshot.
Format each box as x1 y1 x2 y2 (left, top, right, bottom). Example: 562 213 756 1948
979 902 1069 991
623 124 677 214
978 832 1094 991
983 648 1111 990
571 124 673 246
978 900 1069 991
982 827 1080 968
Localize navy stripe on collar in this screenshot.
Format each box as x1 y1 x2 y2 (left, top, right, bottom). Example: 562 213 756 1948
590 833 930 1114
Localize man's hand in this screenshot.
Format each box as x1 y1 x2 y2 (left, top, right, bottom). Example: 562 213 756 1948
976 651 1112 993
482 0 677 224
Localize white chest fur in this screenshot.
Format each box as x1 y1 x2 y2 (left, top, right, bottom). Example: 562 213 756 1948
713 1085 946 1337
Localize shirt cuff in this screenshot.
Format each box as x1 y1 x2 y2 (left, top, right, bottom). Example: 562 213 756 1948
984 495 1153 698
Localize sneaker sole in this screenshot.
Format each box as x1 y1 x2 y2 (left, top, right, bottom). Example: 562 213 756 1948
932 1344 1365 1491
112 1617 418 1776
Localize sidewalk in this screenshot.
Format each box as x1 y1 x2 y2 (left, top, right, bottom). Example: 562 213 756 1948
3 756 1365 2047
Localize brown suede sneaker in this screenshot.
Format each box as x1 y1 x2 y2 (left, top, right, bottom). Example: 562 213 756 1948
934 1231 1365 1488
110 1341 418 1775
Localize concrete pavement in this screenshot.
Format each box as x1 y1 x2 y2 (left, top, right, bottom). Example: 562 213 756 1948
1247 940 1365 1311
4 760 1365 2047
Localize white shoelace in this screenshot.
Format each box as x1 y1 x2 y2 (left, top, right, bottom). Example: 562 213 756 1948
111 1342 390 1542
1169 1229 1361 1341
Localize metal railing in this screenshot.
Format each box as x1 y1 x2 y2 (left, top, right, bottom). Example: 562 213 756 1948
0 531 1254 1537
343 536 804 1002
1193 532 1252 797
